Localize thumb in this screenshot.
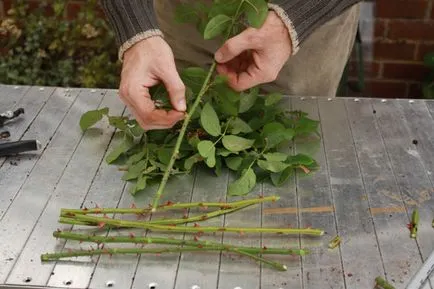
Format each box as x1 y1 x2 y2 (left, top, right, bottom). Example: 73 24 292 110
160 64 187 112
215 28 257 63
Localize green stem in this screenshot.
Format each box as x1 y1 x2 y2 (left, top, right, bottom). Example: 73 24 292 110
40 246 286 271
65 214 324 236
60 196 279 216
52 231 309 256
375 276 396 289
151 62 218 211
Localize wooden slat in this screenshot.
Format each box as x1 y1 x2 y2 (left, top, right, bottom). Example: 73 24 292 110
174 168 229 289
260 97 302 289
46 90 126 288
372 98 434 288
217 174 262 289
345 98 425 289
293 97 345 289
0 84 30 113
318 97 384 289
4 89 117 287
0 88 104 285
0 87 78 220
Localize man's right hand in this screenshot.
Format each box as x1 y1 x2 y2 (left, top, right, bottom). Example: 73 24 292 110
119 37 186 130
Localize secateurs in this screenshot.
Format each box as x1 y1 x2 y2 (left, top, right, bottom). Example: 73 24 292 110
0 108 41 156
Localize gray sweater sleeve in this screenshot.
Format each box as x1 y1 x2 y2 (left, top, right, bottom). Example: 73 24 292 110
100 0 362 61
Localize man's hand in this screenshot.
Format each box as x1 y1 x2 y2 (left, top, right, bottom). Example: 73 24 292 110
214 11 292 92
119 37 186 130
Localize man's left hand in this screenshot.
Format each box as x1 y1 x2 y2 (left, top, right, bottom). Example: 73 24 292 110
214 11 292 92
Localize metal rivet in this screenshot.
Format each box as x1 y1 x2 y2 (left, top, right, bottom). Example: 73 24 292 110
91 89 97 93
39 87 45 91
327 98 333 101
381 99 387 103
23 277 32 283
149 282 158 289
14 86 19 89
191 286 200 289
63 280 72 286
409 100 415 103
354 98 360 102
106 280 115 287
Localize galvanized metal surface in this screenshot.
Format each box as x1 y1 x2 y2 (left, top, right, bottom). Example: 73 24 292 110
0 85 433 289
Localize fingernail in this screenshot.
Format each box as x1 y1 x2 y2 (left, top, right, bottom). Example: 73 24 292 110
215 52 223 62
178 99 186 111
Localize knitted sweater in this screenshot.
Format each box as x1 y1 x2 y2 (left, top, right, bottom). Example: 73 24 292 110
100 0 363 61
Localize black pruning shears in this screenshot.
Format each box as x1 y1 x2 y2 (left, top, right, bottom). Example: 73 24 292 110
0 108 41 157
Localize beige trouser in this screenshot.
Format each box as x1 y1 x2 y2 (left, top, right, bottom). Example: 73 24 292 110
154 1 361 97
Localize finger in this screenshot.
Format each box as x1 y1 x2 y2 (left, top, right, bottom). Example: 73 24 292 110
214 28 258 64
158 62 187 112
126 86 184 130
229 65 264 92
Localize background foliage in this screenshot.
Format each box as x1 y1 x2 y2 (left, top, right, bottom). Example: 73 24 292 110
422 52 434 99
0 0 120 88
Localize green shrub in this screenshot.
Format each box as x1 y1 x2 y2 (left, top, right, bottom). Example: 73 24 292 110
0 0 120 88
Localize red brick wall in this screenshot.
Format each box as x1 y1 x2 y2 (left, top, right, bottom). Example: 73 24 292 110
349 0 434 98
2 0 433 98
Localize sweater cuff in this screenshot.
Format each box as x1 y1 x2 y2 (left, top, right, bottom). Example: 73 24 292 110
100 0 163 61
267 3 300 55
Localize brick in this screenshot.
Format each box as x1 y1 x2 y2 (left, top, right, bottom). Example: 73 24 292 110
374 40 416 60
382 62 430 81
348 61 381 78
417 43 434 61
408 83 424 98
375 20 387 38
375 0 428 19
349 80 408 98
388 20 434 41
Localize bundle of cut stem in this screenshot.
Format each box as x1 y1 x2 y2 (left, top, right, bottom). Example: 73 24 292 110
43 195 324 271
42 231 308 271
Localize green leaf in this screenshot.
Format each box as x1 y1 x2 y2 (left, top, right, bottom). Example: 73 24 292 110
214 156 222 176
197 140 216 167
187 133 201 149
222 135 255 152
257 160 290 173
294 117 320 135
181 67 207 93
213 83 240 102
265 92 283 106
216 93 239 116
263 152 288 162
204 14 232 40
228 168 256 196
242 0 268 28
423 52 434 68
108 116 128 130
79 107 109 131
225 156 243 170
122 159 147 181
157 148 172 165
126 150 146 166
184 153 202 170
286 154 315 166
216 148 235 157
229 117 253 134
422 82 434 99
262 122 295 148
105 134 133 164
214 74 229 85
270 167 294 187
129 174 147 195
200 102 221 136
239 87 258 113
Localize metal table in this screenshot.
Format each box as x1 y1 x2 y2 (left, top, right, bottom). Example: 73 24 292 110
0 84 433 289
